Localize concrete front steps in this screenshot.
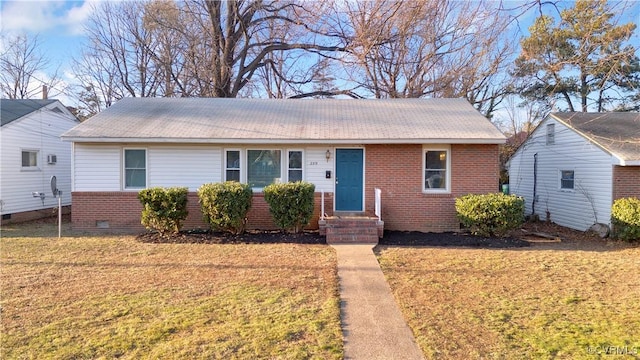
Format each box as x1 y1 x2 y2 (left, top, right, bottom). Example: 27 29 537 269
319 215 384 244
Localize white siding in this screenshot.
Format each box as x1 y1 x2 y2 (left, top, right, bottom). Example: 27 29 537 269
148 146 221 191
1 106 77 214
71 144 344 194
73 144 122 191
305 146 336 192
509 117 613 231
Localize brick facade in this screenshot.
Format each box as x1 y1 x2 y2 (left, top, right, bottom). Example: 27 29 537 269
1 206 71 225
72 191 334 233
71 144 499 233
612 165 640 200
364 144 499 232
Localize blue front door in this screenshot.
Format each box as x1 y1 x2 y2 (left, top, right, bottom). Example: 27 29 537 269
335 149 364 211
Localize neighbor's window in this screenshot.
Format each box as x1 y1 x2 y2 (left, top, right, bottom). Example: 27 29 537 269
21 150 39 168
288 150 303 182
247 150 281 188
225 150 241 182
560 170 574 190
124 149 146 189
546 123 555 145
424 148 449 191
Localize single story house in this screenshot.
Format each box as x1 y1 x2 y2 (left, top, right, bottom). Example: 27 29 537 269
61 98 505 233
508 112 640 232
1 99 79 223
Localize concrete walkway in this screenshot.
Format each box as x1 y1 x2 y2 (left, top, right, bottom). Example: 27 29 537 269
332 244 424 360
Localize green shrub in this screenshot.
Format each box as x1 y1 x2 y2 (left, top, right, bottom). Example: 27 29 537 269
138 187 189 235
263 181 315 233
197 182 253 234
611 197 640 242
455 193 524 237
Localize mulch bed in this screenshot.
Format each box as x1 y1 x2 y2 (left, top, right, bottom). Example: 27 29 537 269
379 231 530 248
136 229 326 245
137 229 530 248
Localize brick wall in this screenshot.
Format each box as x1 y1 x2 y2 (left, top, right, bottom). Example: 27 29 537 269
364 144 499 232
612 166 640 200
1 206 71 225
71 191 334 233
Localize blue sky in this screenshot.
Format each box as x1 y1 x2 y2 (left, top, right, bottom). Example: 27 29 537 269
1 0 95 103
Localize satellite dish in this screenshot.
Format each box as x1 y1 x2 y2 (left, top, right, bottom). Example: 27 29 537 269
50 176 58 197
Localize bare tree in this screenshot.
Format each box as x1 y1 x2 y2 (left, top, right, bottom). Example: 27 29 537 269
74 0 348 102
0 33 62 99
333 0 516 117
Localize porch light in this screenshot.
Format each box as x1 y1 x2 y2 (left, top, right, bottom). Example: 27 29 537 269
326 149 331 162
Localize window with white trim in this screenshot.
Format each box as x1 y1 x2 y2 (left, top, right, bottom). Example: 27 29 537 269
287 150 303 182
546 123 555 145
423 147 449 192
247 149 281 188
124 149 146 189
560 170 574 190
21 150 39 169
225 150 241 182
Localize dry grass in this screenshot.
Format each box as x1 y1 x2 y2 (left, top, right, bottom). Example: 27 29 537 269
376 243 640 359
1 220 342 359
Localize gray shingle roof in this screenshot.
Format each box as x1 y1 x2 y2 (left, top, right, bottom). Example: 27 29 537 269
551 112 640 162
62 98 505 144
1 99 57 126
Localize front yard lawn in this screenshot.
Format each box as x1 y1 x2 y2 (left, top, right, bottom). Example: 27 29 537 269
1 231 342 359
376 244 640 359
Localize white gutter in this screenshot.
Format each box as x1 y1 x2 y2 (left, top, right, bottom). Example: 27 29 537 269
61 137 507 145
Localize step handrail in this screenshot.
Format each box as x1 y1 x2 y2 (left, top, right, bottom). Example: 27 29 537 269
374 188 382 221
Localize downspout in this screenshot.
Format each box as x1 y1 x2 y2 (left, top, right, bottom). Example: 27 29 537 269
532 153 538 216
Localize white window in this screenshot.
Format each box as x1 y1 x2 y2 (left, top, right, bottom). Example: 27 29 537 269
546 123 555 145
247 149 281 188
423 147 450 192
225 150 241 182
21 150 39 169
124 149 146 189
287 150 303 182
560 170 574 190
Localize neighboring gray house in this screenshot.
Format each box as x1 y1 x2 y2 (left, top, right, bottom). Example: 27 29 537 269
508 112 640 231
1 99 79 223
61 97 506 234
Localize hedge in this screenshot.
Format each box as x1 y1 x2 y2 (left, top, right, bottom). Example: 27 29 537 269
611 197 640 242
263 181 315 233
198 182 253 234
138 187 189 235
455 193 524 237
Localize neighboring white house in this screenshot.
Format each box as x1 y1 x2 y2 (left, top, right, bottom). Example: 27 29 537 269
1 99 79 222
508 112 640 231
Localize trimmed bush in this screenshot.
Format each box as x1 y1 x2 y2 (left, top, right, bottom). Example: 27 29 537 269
455 193 525 237
611 197 640 241
263 181 315 233
138 187 189 235
198 182 252 234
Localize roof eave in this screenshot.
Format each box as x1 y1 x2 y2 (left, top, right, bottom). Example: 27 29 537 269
62 137 506 145
612 157 640 166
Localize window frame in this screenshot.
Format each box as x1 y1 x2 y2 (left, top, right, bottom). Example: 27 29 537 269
546 123 555 145
224 149 242 182
559 169 575 191
246 148 283 190
123 148 147 190
422 145 451 194
286 149 304 183
21 149 40 171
